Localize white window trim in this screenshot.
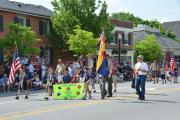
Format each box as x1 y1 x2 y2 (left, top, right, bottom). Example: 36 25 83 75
17 15 26 26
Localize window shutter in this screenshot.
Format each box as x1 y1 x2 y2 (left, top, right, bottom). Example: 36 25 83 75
122 32 125 44
43 21 48 34
110 33 114 43
26 19 30 27
39 20 43 35
40 47 44 57
0 15 3 32
128 33 131 45
115 32 118 44
14 17 19 24
50 47 53 64
0 48 3 64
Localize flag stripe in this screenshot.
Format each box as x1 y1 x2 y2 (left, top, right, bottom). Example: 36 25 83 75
7 49 21 85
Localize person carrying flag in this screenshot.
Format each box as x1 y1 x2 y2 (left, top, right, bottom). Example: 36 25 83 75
96 31 110 99
7 48 21 91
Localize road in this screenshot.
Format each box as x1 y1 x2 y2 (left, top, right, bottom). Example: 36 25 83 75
0 80 180 120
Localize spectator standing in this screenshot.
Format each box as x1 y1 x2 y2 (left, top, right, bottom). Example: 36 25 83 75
27 61 35 93
89 68 96 93
160 66 166 84
111 64 118 93
63 68 71 83
41 64 47 81
174 64 179 83
150 60 158 84
0 74 8 93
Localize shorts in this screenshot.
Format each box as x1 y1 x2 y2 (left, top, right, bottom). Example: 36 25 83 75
29 72 35 79
152 71 157 77
0 80 5 86
57 75 63 83
160 74 165 79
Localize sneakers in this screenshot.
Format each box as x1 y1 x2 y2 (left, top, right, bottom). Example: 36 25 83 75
44 96 49 100
107 95 112 97
138 96 145 101
88 95 92 99
82 95 92 100
82 96 86 100
113 89 117 93
15 96 19 100
25 96 28 99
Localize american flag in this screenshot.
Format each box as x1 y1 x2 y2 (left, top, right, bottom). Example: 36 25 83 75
7 49 21 85
170 57 176 72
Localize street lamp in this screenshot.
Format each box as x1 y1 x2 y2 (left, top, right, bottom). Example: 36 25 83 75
118 33 122 64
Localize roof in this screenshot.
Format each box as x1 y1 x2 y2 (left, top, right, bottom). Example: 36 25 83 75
110 18 133 29
0 0 52 17
162 21 180 39
133 31 180 49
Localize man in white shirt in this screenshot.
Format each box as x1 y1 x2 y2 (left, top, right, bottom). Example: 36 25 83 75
55 59 65 83
134 55 149 100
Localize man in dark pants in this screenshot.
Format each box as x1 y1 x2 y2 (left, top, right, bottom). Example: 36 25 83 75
135 55 148 100
107 77 113 97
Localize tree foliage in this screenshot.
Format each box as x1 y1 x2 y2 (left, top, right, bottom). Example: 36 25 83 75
134 35 163 62
51 0 111 47
2 24 40 57
67 26 97 56
166 29 176 39
111 12 143 27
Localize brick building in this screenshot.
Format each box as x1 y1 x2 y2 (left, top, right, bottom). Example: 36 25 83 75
0 0 53 63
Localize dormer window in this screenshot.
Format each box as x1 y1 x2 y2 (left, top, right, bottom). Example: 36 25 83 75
18 4 22 7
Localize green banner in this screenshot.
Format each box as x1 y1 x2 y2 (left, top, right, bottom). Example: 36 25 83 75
53 83 84 100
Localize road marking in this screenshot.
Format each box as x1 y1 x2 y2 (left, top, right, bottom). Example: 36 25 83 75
0 100 26 105
152 88 180 94
146 88 156 91
0 100 110 120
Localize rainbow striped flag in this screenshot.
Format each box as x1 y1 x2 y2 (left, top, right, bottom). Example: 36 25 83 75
96 32 109 78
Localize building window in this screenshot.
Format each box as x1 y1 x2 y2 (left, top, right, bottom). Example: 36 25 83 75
14 16 30 27
110 33 115 44
0 15 3 32
128 32 132 45
39 20 49 35
26 19 30 27
123 32 128 44
14 17 24 25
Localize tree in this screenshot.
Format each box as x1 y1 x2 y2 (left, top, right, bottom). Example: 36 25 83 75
2 24 40 58
166 29 176 39
134 35 163 62
51 0 110 47
111 12 143 26
67 26 97 56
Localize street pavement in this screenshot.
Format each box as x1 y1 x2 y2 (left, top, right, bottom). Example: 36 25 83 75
0 78 180 120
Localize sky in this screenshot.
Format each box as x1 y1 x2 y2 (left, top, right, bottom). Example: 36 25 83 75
10 0 180 23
